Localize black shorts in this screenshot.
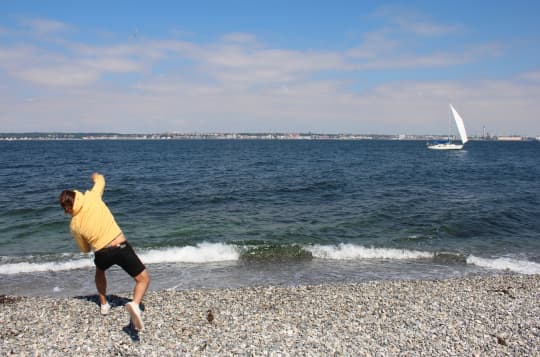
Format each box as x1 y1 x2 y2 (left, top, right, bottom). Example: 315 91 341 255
94 242 146 277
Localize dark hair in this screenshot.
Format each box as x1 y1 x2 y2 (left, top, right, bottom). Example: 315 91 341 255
59 190 75 213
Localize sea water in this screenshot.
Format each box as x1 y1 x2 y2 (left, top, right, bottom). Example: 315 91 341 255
1 139 539 296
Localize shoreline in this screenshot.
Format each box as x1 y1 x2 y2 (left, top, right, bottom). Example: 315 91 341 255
2 274 539 355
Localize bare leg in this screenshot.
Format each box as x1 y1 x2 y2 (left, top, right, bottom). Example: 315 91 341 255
132 269 150 306
95 268 107 305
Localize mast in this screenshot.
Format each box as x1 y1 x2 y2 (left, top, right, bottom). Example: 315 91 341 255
448 104 451 142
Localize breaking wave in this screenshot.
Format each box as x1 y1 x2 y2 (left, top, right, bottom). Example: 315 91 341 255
1 242 539 276
467 255 540 275
306 243 434 260
141 242 239 264
0 258 94 275
0 242 239 275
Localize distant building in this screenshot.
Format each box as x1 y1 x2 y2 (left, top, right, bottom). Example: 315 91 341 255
497 136 523 141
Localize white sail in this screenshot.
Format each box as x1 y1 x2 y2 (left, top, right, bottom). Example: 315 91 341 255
449 104 468 144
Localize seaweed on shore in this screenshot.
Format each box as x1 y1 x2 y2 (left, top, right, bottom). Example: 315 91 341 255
0 295 22 305
240 243 313 262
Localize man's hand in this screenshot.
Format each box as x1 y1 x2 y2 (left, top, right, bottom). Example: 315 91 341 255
91 172 101 182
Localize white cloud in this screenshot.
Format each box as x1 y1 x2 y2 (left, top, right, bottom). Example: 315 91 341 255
19 18 71 35
356 50 472 70
0 41 149 87
391 15 464 37
82 58 143 72
221 33 258 44
0 46 34 62
346 16 499 71
199 46 345 85
348 45 497 71
73 42 152 58
520 71 540 82
347 29 401 59
372 6 464 37
17 66 100 87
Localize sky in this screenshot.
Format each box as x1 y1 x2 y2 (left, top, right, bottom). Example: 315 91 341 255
1 1 539 136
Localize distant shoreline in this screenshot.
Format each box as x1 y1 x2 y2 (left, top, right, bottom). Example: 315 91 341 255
0 132 536 141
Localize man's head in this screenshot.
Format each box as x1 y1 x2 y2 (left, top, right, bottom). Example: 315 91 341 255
59 190 75 215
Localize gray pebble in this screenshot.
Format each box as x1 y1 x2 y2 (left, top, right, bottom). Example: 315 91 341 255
1 274 539 356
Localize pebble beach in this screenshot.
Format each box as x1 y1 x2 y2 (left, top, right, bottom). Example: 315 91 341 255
1 274 539 356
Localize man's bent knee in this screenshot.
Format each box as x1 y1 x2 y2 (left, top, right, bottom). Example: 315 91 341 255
134 269 149 284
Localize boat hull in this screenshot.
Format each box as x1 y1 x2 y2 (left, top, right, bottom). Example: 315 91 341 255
427 143 464 150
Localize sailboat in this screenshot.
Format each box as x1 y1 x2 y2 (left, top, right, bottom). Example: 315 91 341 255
427 104 468 150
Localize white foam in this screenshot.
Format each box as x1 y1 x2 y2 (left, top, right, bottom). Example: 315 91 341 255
139 242 240 264
4 243 539 276
0 243 240 275
467 255 540 275
0 258 93 275
306 243 434 260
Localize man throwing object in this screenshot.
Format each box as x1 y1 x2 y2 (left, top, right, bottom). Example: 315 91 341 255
59 173 150 331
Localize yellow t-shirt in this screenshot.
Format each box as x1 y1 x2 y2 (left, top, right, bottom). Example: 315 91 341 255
70 174 122 252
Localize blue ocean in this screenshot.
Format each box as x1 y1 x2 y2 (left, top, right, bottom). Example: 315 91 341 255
1 139 539 296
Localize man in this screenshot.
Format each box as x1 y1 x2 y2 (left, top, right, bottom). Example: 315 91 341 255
59 172 150 331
